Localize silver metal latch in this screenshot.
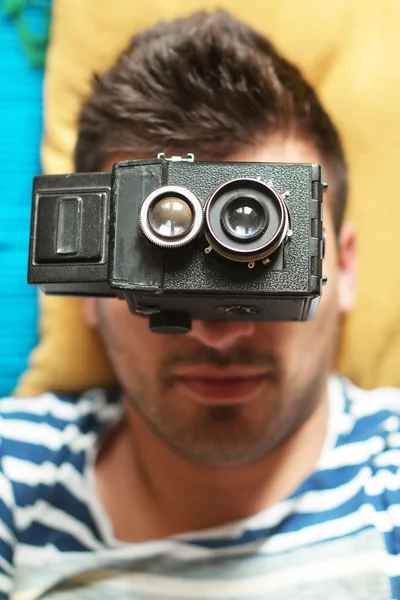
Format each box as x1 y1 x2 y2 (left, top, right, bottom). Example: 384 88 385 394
157 152 195 162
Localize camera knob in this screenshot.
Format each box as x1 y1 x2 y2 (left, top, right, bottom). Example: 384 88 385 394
149 311 192 334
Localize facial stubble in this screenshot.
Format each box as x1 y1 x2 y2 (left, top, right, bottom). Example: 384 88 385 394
96 305 332 467
128 363 326 467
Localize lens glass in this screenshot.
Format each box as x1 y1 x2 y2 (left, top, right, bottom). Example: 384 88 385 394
149 196 193 239
205 178 287 262
222 196 267 241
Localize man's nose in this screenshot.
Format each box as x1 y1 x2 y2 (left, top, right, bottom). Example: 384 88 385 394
186 320 256 351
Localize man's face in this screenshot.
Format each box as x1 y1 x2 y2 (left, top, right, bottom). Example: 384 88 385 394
83 138 356 467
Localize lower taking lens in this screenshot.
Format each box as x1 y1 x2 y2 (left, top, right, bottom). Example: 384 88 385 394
205 178 289 263
222 196 267 241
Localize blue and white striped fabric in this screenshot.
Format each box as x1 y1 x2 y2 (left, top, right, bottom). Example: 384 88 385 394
0 376 399 599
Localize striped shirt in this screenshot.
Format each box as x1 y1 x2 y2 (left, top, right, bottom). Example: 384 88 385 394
0 375 399 599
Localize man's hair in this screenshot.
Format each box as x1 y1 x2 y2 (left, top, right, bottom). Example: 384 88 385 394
75 10 348 235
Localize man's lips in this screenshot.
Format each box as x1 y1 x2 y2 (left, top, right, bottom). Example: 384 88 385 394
172 366 272 403
173 366 269 379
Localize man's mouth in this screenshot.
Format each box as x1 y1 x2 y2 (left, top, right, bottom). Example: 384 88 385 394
173 366 271 404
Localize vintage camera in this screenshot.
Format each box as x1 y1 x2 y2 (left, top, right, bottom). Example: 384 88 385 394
28 154 326 333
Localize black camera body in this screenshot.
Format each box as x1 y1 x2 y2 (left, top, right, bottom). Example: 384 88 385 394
28 155 325 333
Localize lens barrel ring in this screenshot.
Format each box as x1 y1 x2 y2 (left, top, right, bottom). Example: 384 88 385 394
204 226 288 263
204 178 290 263
140 185 203 249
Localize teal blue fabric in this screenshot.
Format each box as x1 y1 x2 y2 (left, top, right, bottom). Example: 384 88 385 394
0 1 51 395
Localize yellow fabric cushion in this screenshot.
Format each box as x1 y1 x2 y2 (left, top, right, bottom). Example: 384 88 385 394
15 0 400 395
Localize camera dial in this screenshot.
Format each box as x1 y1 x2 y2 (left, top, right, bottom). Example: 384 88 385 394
204 178 290 266
140 186 203 248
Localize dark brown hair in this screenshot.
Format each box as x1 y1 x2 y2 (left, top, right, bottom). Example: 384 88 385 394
75 10 348 234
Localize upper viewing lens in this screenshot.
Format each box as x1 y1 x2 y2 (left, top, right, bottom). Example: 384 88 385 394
149 196 193 239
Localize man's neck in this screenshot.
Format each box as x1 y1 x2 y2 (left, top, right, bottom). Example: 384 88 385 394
95 386 329 542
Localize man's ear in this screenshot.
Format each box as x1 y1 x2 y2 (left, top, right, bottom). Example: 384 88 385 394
337 221 358 315
81 297 98 329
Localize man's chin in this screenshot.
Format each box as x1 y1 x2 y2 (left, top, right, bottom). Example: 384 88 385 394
155 386 283 467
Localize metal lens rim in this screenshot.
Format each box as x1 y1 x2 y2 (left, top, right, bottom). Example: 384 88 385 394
205 178 289 261
140 186 203 248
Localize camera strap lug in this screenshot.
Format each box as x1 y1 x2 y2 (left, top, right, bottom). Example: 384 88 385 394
157 152 195 162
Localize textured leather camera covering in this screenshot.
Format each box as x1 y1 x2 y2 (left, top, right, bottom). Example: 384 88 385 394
163 162 316 294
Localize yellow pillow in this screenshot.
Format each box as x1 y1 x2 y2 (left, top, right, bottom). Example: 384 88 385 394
15 0 400 395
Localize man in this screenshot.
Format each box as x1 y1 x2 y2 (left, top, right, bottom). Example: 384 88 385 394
0 10 399 600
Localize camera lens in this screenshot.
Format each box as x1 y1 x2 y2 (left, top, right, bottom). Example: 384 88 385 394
205 178 289 264
221 196 268 241
140 186 203 249
149 197 193 239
